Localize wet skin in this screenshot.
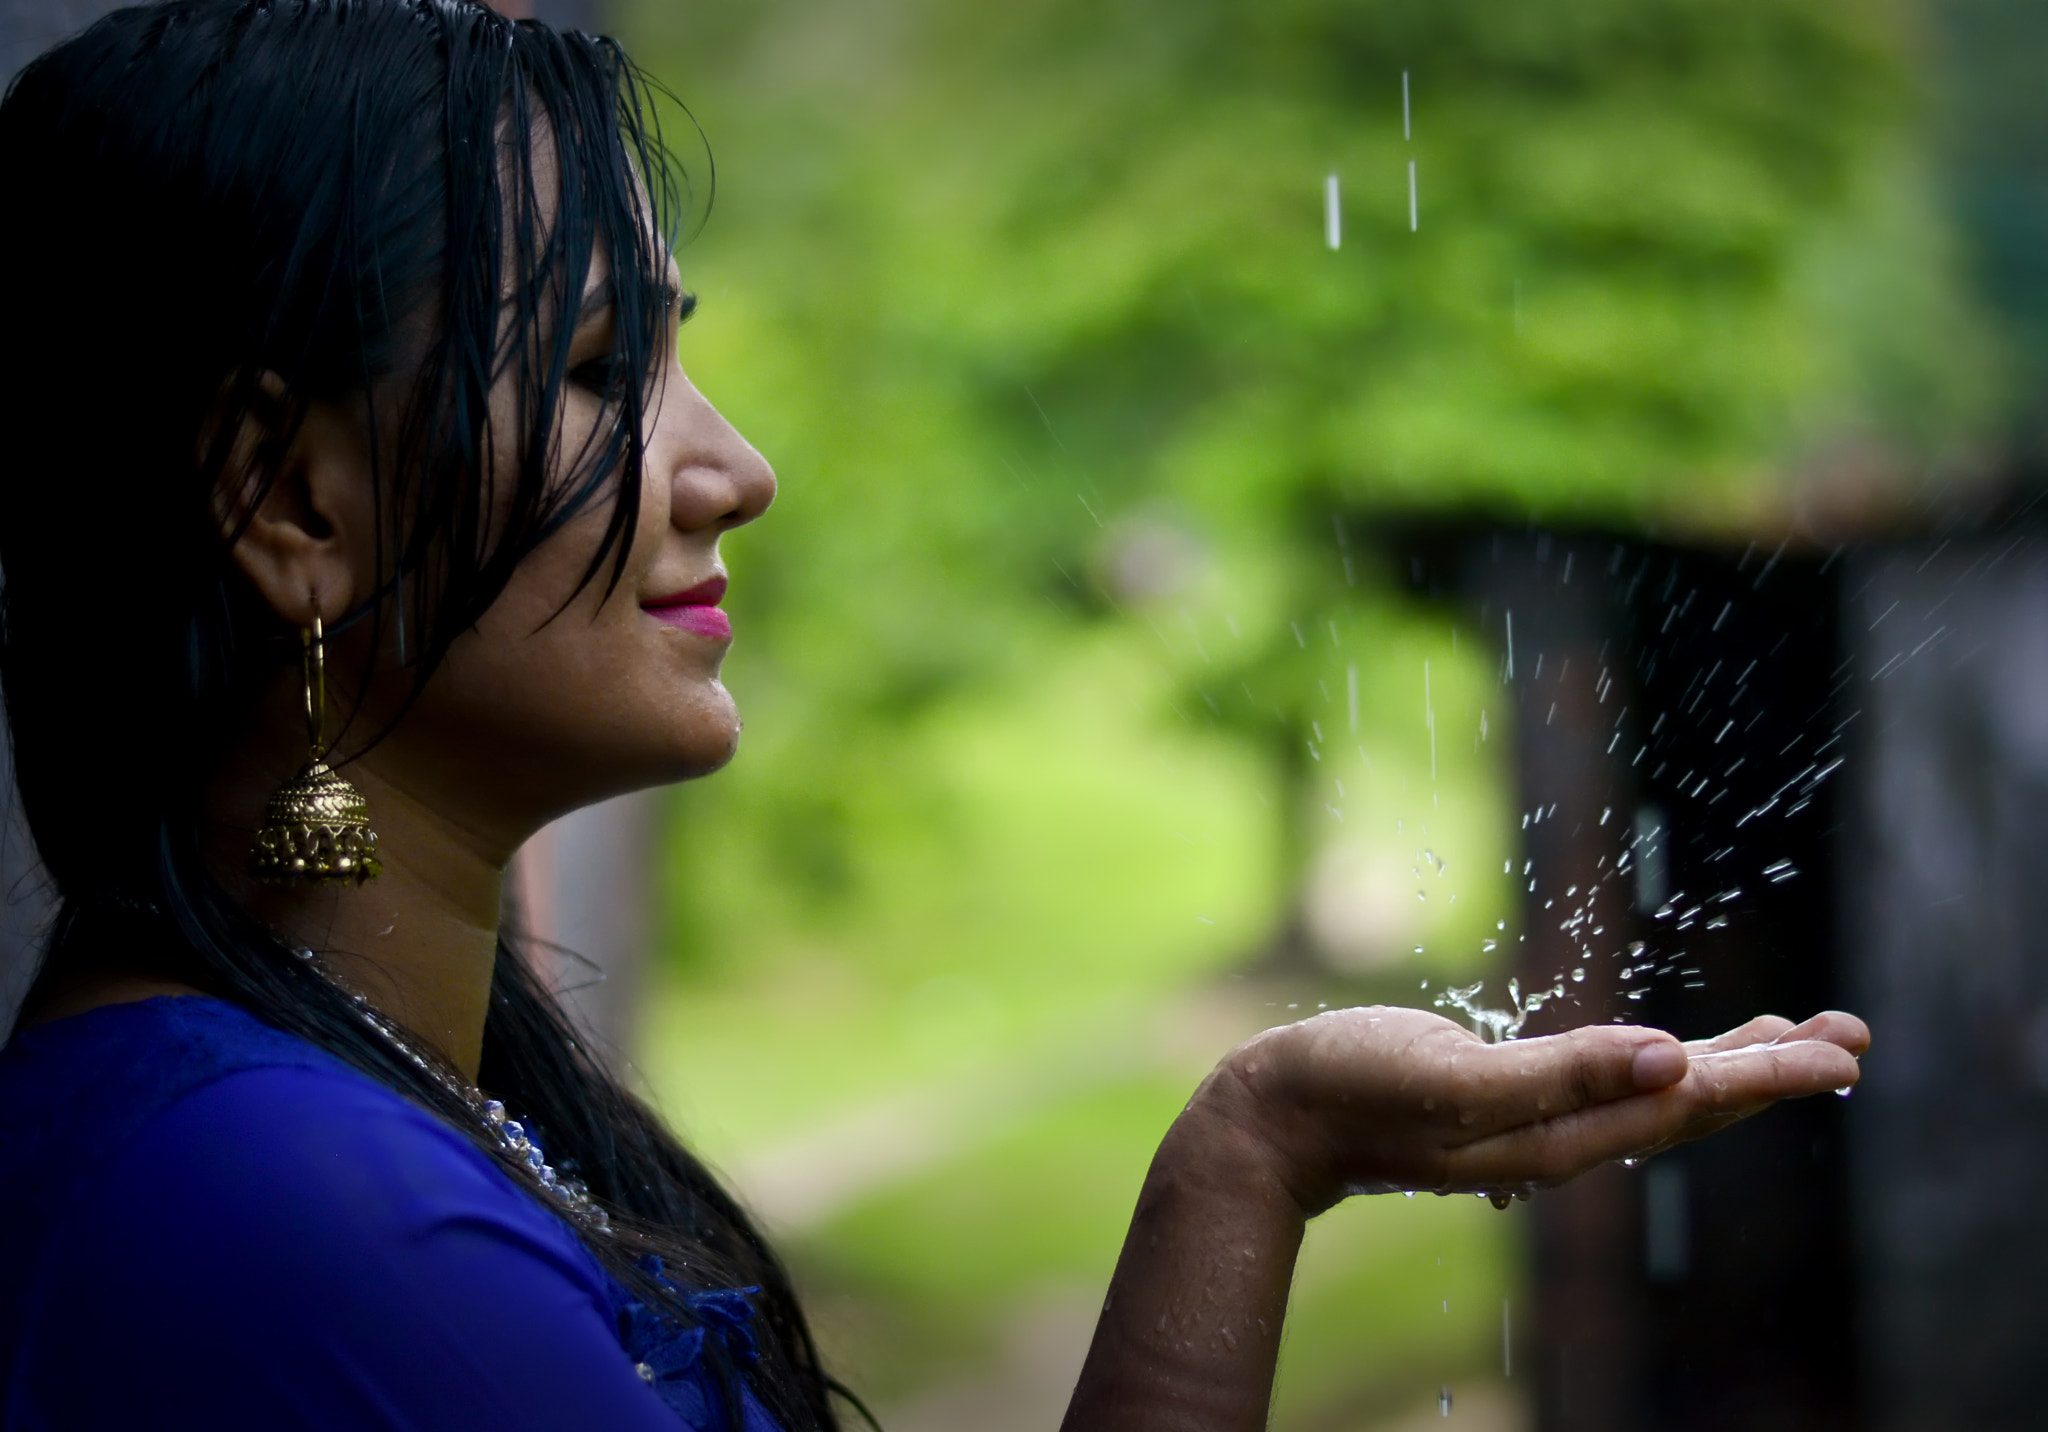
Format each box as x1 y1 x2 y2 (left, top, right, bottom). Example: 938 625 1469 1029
1063 1007 1868 1432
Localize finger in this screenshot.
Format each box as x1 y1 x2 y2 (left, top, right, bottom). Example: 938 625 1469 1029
1684 1014 1795 1057
1770 1009 1870 1057
1453 1024 1687 1134
1441 1093 1683 1189
1442 1036 1859 1189
1683 1037 1862 1113
1684 1010 1870 1058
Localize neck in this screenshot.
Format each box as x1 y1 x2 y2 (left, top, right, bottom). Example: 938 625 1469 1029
289 773 507 1081
204 723 525 1084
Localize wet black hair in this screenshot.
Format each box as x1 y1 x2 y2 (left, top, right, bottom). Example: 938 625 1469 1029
0 2 848 1426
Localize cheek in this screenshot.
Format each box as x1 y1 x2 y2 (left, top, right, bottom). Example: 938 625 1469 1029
405 605 740 813
404 455 740 797
477 559 728 724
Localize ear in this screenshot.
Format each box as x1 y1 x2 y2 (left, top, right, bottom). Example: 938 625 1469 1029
213 373 375 629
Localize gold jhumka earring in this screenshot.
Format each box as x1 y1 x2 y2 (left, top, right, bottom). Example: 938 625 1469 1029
251 613 382 885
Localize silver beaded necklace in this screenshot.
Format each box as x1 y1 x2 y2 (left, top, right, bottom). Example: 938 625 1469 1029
290 945 611 1232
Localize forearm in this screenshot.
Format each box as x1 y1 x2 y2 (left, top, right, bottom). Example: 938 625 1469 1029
1061 1095 1306 1432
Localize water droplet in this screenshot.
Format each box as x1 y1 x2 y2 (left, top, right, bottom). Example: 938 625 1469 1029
1835 1086 1853 1098
1621 1157 1641 1168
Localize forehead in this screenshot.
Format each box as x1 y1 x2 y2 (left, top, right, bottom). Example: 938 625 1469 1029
508 111 678 311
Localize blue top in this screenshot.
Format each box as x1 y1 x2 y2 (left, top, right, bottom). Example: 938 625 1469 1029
0 995 782 1431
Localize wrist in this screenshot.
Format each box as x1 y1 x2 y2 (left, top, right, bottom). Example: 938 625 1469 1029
1158 1056 1320 1223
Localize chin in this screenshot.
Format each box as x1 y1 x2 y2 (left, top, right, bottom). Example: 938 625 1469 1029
657 692 744 782
671 730 742 783
532 677 743 799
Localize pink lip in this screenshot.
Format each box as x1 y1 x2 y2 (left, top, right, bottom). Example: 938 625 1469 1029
642 576 732 640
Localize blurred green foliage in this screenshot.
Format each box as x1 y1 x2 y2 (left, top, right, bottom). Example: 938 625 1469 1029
615 0 2001 1423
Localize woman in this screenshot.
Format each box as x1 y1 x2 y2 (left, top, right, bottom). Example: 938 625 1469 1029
0 2 1867 1428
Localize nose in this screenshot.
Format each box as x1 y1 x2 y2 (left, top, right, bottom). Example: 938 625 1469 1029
655 369 776 535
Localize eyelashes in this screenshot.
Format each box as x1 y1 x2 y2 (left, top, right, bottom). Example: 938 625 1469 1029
570 355 639 405
570 293 695 405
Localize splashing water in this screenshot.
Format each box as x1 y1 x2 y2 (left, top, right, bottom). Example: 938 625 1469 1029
1433 976 1565 1041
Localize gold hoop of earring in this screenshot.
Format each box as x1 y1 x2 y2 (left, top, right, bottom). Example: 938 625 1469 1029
251 613 382 885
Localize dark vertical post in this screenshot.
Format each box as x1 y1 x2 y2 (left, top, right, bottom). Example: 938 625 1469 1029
1459 532 1648 1432
0 719 52 1036
520 793 659 1062
1409 525 1857 1432
1627 546 1855 1432
1842 535 2048 1431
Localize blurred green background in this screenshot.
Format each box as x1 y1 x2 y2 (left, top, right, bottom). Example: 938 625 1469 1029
606 0 2012 1425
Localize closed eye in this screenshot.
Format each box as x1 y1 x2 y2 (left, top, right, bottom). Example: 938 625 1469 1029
570 354 637 404
570 289 697 403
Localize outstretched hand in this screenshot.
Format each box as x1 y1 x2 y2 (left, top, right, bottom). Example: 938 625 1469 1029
1198 1005 1869 1216
1065 1003 1867 1431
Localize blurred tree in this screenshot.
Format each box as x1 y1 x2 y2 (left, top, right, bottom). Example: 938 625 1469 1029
621 0 1996 973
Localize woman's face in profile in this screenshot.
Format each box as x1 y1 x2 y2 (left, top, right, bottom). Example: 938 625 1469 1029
362 259 778 840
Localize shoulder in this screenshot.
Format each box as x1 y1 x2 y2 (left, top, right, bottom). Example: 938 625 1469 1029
32 1034 615 1341
0 995 363 1264
89 1057 599 1273
4 1011 692 1430
0 995 580 1266
0 994 343 1174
